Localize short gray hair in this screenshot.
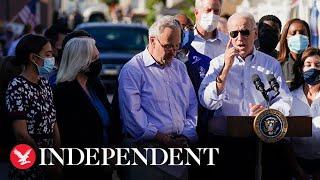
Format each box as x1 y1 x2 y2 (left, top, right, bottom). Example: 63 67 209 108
195 0 223 9
227 12 256 30
56 38 96 83
149 15 181 37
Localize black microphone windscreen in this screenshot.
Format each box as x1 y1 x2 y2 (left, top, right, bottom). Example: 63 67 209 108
267 74 280 92
252 74 260 82
267 74 276 82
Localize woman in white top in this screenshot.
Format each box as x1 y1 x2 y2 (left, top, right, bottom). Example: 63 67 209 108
290 47 320 179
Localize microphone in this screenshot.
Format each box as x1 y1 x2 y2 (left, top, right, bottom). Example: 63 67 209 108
252 74 269 102
267 74 279 93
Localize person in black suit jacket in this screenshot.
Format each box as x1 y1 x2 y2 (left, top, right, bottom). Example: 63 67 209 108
54 37 119 180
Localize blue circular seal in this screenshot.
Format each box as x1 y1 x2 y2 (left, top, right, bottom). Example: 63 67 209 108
253 109 288 143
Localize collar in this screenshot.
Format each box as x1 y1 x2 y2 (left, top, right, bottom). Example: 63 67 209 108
143 48 157 67
296 85 307 102
143 48 170 68
296 85 320 105
194 27 222 42
236 47 257 62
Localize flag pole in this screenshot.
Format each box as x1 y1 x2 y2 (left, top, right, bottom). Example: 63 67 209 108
10 15 19 23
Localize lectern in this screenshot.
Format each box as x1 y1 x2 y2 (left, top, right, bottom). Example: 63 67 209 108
224 116 311 138
208 115 312 180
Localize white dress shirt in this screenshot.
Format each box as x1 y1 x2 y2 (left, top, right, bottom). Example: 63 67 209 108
290 85 320 160
118 49 198 141
191 29 229 60
198 49 292 134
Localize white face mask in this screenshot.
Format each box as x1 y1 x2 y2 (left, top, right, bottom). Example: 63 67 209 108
199 12 219 32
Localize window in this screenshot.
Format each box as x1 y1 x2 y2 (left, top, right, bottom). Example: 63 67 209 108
83 26 148 53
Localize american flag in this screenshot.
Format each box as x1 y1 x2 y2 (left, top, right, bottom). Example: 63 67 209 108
18 0 39 27
310 0 319 47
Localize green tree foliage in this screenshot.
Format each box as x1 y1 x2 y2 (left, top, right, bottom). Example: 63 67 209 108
145 0 196 26
181 0 196 23
145 0 165 26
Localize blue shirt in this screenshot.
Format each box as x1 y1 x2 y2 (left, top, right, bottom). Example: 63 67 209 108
199 49 292 134
48 70 57 88
40 69 58 89
118 48 198 141
88 86 110 145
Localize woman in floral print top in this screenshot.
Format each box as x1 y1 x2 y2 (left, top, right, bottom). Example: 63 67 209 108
5 34 60 180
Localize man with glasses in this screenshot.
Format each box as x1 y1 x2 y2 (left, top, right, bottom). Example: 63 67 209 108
175 14 195 64
198 12 292 179
118 15 197 180
175 14 211 93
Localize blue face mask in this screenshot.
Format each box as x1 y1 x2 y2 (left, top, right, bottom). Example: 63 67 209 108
303 68 320 85
181 30 195 49
39 57 55 75
287 34 309 54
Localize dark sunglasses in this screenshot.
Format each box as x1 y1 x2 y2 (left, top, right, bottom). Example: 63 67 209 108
229 29 251 38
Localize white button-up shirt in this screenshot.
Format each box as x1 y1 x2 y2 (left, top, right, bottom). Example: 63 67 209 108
290 85 320 159
118 49 198 141
191 29 229 59
199 49 292 134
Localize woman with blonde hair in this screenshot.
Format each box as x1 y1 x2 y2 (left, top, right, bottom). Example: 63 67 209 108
54 37 113 180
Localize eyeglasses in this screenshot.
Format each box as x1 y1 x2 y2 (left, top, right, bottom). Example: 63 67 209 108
156 38 180 51
229 29 251 38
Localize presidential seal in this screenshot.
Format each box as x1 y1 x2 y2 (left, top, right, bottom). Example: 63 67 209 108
253 109 288 143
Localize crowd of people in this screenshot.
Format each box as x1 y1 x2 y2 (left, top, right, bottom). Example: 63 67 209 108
0 0 320 179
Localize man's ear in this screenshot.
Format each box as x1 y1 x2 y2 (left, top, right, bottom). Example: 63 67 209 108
194 8 199 16
149 36 156 48
254 28 258 41
218 8 221 16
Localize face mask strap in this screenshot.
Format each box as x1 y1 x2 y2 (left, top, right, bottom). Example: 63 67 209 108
33 53 44 60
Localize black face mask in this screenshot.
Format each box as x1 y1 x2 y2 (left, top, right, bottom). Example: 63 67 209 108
303 68 320 85
258 27 279 53
85 59 102 78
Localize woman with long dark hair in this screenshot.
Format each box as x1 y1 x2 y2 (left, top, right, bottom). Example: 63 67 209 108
5 34 60 179
278 18 311 90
